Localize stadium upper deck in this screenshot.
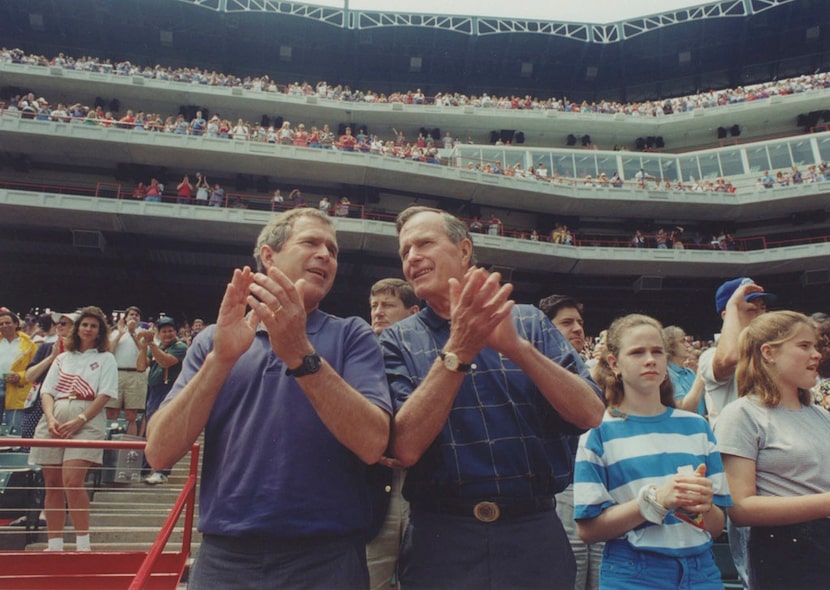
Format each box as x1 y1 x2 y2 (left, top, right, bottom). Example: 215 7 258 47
1 1 829 333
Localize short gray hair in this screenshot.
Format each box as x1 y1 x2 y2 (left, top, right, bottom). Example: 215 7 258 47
396 206 475 267
253 208 334 271
662 325 687 357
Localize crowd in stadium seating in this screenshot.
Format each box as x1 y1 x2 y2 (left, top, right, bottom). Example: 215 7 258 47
4 44 830 250
2 46 829 119
6 88 830 195
5 46 830 194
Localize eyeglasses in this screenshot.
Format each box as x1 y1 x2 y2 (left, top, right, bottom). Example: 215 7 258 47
58 321 71 326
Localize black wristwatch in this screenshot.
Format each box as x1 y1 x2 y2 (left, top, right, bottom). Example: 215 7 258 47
439 351 474 373
285 352 322 378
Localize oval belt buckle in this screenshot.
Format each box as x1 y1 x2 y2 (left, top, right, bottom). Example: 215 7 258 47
473 501 500 523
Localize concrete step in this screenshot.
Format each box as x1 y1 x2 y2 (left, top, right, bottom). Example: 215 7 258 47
25 536 200 556
90 502 199 515
84 525 193 544
92 489 191 504
90 511 198 529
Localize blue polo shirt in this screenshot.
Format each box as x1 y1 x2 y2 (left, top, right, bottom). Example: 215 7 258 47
380 304 601 503
668 361 705 416
165 310 392 540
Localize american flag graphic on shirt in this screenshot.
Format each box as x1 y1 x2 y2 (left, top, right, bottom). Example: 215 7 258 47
54 364 97 400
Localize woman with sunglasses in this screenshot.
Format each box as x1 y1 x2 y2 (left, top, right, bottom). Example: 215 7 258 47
23 312 78 440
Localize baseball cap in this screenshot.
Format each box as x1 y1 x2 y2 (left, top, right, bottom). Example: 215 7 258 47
156 316 176 329
715 278 775 314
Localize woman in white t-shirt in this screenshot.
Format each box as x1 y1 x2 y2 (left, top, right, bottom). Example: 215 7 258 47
30 306 118 552
717 311 830 589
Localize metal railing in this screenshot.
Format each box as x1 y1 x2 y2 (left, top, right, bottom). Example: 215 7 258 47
0 438 199 590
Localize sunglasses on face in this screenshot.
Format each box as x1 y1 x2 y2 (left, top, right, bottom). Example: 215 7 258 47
58 321 71 326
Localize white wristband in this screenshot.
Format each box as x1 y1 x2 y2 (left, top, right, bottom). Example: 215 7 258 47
77 413 88 424
637 485 669 525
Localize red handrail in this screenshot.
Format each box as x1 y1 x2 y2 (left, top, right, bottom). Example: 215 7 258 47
130 443 199 590
0 438 200 590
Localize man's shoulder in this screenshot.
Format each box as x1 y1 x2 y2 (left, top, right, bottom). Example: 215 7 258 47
168 340 189 354
313 312 376 345
378 308 433 346
513 303 544 320
698 347 715 367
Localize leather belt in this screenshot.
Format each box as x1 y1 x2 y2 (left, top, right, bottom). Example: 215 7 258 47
118 368 139 372
413 497 555 523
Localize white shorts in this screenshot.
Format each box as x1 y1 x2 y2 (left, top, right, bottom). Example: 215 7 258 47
29 399 107 465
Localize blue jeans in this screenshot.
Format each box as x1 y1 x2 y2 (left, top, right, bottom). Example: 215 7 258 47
142 383 173 475
399 507 574 590
600 540 723 590
189 533 369 590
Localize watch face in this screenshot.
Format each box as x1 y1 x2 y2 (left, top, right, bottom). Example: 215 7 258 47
305 353 322 373
443 352 460 371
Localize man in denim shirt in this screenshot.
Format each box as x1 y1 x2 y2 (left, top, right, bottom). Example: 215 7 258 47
380 206 604 590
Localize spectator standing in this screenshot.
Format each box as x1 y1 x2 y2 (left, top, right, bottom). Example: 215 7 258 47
631 230 646 248
23 312 78 440
318 196 331 215
137 317 187 485
176 175 193 205
209 183 225 208
340 127 357 151
30 306 118 552
0 311 36 432
290 189 306 208
145 209 391 589
538 294 603 590
366 278 420 590
194 173 209 205
487 212 503 236
574 314 730 590
319 124 335 149
271 189 284 211
655 227 669 249
105 306 147 436
664 326 705 415
335 196 350 217
718 311 830 589
699 277 773 587
190 110 206 136
380 206 603 589
145 178 162 202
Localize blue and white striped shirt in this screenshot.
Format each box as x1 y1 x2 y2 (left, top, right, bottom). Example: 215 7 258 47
574 407 732 557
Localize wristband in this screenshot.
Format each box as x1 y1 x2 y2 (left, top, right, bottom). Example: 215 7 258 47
637 485 669 525
77 413 88 424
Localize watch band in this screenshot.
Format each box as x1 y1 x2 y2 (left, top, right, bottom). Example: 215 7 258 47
285 352 322 378
439 351 474 373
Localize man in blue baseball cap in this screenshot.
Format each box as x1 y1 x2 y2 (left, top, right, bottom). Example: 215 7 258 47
704 277 774 589
713 277 776 317
704 277 775 426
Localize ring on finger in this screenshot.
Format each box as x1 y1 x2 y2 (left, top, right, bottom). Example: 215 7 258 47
272 305 283 319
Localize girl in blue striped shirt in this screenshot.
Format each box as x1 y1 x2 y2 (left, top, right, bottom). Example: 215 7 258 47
574 314 732 589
